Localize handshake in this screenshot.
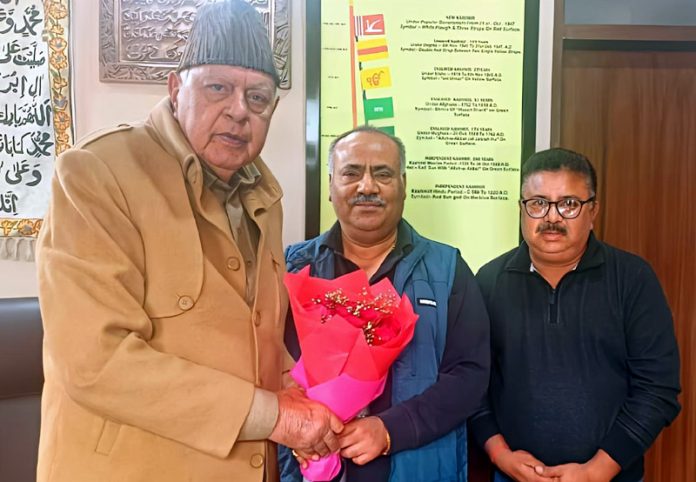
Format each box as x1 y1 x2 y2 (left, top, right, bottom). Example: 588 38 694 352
268 387 344 461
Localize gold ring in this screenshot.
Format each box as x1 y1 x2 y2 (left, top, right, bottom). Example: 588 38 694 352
292 449 299 458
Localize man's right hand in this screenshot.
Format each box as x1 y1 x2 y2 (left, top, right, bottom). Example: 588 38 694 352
496 449 557 482
268 387 343 457
485 434 555 482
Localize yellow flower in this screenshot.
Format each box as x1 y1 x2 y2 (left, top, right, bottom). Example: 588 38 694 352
17 221 38 237
48 2 68 20
55 124 70 136
52 76 68 90
55 133 72 153
50 52 68 70
54 110 70 124
56 131 71 143
50 37 67 52
54 110 72 133
49 22 64 35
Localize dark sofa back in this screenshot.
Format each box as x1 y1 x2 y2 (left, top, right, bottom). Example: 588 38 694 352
0 297 43 482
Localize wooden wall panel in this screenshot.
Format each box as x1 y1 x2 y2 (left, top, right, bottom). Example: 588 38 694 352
560 49 696 482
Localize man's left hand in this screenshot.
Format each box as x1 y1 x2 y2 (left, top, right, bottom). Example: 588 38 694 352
338 416 389 466
541 450 620 482
540 462 597 482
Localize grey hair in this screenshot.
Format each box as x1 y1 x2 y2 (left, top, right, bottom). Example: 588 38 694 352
327 125 406 176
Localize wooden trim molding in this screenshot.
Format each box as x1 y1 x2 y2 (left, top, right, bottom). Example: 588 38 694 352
564 24 696 42
550 0 565 146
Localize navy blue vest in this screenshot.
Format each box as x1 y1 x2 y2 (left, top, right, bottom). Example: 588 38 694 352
281 222 467 482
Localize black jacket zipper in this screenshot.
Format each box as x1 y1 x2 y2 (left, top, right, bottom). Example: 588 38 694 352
548 287 559 324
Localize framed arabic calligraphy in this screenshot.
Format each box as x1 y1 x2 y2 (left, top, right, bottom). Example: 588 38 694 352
99 0 291 89
0 0 74 261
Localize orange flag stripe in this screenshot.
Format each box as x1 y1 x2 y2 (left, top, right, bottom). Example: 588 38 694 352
357 45 388 55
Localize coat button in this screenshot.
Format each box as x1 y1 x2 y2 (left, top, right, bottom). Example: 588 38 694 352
178 296 194 311
253 311 261 327
226 257 241 270
250 453 264 468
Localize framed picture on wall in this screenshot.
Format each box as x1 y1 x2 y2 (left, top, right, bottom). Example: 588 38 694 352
99 0 292 89
0 0 75 261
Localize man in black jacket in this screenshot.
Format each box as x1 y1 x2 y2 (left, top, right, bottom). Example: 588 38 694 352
470 148 681 482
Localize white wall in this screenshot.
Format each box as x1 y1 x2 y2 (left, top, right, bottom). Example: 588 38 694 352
0 0 307 298
69 0 308 245
0 1 554 298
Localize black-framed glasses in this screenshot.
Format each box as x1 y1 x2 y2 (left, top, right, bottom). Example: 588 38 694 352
520 196 596 219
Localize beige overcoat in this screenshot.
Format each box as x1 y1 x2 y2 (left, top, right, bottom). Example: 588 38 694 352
36 99 290 482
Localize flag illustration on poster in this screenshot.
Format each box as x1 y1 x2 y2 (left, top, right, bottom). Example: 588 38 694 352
355 14 385 36
349 6 394 131
360 66 392 90
357 38 389 62
363 97 394 121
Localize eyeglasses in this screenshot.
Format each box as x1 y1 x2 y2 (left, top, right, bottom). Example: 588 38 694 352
520 196 596 219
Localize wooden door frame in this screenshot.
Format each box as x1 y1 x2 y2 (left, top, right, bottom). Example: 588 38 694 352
550 0 696 145
550 7 696 481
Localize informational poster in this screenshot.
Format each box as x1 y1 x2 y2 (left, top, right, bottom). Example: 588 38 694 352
318 0 528 271
0 0 73 260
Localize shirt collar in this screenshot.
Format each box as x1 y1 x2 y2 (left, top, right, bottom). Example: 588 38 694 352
145 96 282 210
507 231 605 273
321 219 413 256
201 160 261 196
530 262 578 272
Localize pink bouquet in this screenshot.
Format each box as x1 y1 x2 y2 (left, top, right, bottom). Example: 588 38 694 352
284 266 418 481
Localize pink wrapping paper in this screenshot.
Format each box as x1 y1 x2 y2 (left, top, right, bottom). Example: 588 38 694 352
284 267 418 481
291 359 387 481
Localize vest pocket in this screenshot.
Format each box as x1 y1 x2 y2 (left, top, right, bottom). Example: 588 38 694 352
95 419 121 455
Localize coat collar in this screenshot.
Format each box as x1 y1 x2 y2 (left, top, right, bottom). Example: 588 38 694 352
145 97 283 218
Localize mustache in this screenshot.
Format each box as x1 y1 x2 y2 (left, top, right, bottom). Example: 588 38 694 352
350 194 386 206
537 222 567 235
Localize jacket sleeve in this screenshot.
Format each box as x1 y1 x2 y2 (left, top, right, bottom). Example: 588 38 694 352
378 256 491 452
467 262 500 448
37 149 260 458
467 395 500 450
599 260 681 468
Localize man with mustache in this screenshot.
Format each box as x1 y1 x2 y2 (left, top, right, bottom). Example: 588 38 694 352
36 2 341 481
470 148 681 482
279 126 491 482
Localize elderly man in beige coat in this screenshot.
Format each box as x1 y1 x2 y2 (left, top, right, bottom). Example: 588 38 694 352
36 2 342 481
